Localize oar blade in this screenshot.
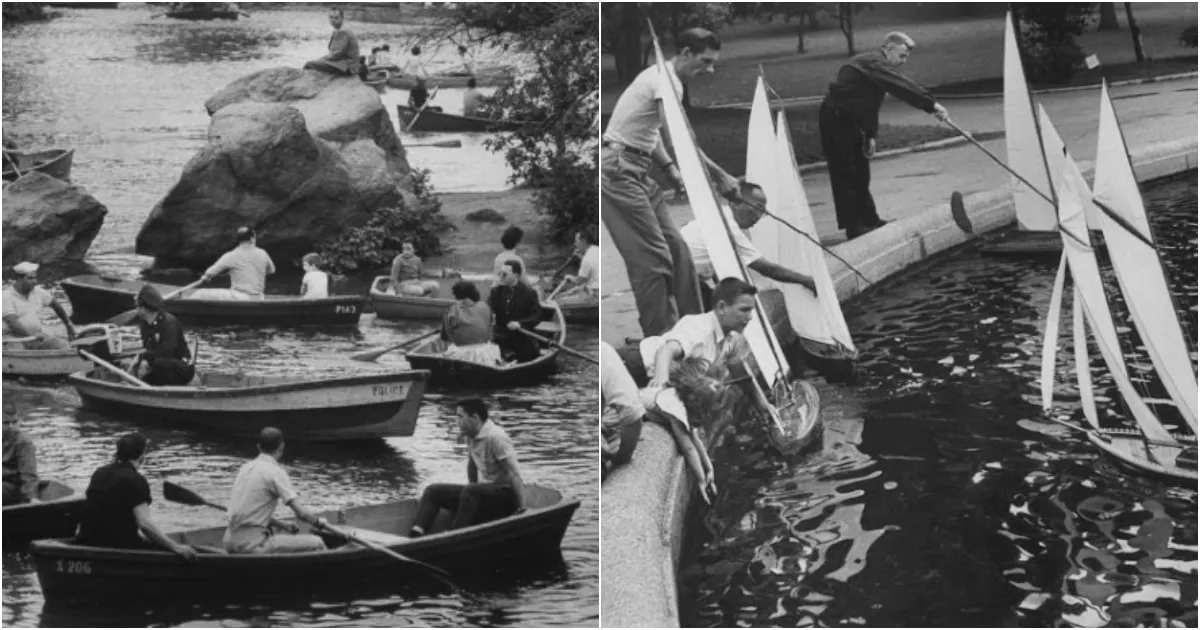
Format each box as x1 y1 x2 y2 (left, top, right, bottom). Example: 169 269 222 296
349 347 391 363
950 191 974 234
163 480 209 507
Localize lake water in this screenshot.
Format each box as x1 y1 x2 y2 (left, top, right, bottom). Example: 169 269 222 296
681 173 1197 628
2 7 597 628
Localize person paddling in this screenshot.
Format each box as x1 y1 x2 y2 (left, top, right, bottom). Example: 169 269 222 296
186 227 276 301
3 261 76 349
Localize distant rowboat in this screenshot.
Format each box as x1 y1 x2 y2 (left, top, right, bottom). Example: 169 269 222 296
3 480 85 545
396 105 525 134
2 148 75 183
385 64 515 90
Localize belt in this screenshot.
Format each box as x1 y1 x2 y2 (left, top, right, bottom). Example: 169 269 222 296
604 141 652 159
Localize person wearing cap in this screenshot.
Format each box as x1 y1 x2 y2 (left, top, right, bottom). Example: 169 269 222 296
602 27 739 339
187 227 276 301
3 400 39 506
820 32 951 240
2 261 75 350
130 284 195 386
224 427 330 554
76 432 196 560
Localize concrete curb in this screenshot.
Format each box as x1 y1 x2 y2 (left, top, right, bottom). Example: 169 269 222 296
708 71 1197 110
599 136 1196 629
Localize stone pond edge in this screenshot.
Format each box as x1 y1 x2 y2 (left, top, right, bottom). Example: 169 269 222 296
598 135 1198 629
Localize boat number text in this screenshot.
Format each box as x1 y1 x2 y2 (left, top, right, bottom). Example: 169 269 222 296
335 305 358 314
372 384 407 397
56 560 92 575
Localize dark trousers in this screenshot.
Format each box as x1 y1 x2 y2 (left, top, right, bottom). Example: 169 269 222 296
615 344 649 388
819 100 880 232
143 358 195 386
410 483 519 533
495 329 540 363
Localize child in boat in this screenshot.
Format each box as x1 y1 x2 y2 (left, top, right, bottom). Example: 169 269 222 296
440 280 503 366
299 253 329 299
389 241 440 297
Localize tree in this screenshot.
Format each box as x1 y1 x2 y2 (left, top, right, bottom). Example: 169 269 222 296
825 3 874 57
1011 3 1097 83
740 3 823 54
433 3 599 244
1123 2 1146 61
601 2 737 84
1097 3 1119 30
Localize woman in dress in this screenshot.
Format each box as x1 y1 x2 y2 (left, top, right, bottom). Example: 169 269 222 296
441 281 504 366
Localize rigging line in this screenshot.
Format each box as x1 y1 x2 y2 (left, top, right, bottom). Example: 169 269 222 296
645 19 793 390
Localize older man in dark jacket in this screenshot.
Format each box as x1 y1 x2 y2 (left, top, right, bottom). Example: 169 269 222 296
488 260 543 363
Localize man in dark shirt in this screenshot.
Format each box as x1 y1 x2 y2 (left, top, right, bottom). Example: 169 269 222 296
487 260 543 363
819 32 951 240
76 433 195 560
132 284 195 386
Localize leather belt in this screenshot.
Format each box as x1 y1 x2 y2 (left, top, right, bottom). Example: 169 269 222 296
604 141 652 159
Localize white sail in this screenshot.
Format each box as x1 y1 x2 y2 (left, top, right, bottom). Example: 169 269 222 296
1040 250 1068 411
745 77 782 291
1073 286 1100 431
772 112 857 353
1004 10 1058 232
1091 82 1198 432
1036 105 1102 228
1052 160 1178 445
652 39 788 388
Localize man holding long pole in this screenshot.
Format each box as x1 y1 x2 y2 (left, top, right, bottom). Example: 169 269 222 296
602 27 740 338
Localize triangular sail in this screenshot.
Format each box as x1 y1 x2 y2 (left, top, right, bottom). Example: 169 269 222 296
1040 250 1068 412
745 77 782 291
1036 105 1102 228
1091 82 1198 432
1072 287 1100 431
651 37 788 388
1004 10 1058 232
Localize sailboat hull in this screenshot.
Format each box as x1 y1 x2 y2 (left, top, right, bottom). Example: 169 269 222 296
982 231 1063 256
759 289 858 383
1088 434 1198 484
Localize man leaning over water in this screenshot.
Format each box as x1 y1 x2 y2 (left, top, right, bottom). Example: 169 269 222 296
602 27 741 339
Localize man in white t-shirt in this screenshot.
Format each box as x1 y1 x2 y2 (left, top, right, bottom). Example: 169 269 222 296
557 224 600 301
680 181 817 308
2 261 75 350
602 27 740 339
186 227 276 301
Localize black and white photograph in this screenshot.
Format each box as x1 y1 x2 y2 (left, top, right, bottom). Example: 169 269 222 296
3 2 599 627
600 2 1196 627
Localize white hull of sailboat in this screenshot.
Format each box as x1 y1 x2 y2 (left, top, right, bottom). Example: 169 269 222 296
1087 434 1198 483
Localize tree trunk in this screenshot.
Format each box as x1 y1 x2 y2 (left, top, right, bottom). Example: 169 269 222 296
806 8 820 30
1098 3 1119 30
840 3 855 57
1124 2 1146 61
796 17 806 53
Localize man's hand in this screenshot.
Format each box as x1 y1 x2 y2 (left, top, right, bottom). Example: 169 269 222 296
713 170 739 197
172 543 197 561
932 103 950 122
666 164 686 198
800 277 818 295
506 321 520 331
865 137 877 159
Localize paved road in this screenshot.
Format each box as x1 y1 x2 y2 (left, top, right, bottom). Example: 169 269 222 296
600 76 1197 345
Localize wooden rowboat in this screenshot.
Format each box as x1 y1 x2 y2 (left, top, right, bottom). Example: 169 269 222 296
61 274 365 327
3 480 86 545
386 65 515 90
69 368 429 441
2 148 74 182
406 304 565 387
397 105 525 134
3 323 139 379
369 275 461 321
31 485 577 604
364 69 390 92
165 4 239 20
555 297 598 326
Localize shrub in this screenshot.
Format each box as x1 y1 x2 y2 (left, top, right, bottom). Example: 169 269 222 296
1012 4 1098 84
1182 25 1198 48
533 155 598 242
316 168 454 274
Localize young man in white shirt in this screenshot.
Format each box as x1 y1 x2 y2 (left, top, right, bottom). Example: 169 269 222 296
602 27 740 338
557 225 600 301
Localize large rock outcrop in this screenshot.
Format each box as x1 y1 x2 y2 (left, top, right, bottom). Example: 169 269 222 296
3 172 107 268
136 67 416 269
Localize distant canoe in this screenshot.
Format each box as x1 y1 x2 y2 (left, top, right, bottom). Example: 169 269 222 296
61 275 365 327
386 65 515 90
407 303 565 387
364 69 390 91
165 6 239 20
2 148 74 183
31 484 577 604
69 368 430 441
3 480 85 545
397 105 524 133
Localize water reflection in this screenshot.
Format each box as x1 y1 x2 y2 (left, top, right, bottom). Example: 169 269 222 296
681 174 1197 627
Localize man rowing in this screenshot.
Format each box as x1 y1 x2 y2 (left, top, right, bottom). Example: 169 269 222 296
680 181 817 308
224 427 329 554
3 261 76 349
304 7 361 77
130 285 195 386
556 225 601 302
409 398 526 537
186 227 276 301
2 400 39 505
489 260 543 363
76 433 196 560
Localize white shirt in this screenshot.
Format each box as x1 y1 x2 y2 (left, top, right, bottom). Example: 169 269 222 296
576 245 600 291
301 270 329 299
468 421 519 485
204 244 275 296
2 285 54 337
603 61 684 154
638 311 740 380
680 206 763 281
226 453 299 532
601 341 645 428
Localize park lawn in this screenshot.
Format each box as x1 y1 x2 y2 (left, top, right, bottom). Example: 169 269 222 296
688 107 957 176
932 54 1197 95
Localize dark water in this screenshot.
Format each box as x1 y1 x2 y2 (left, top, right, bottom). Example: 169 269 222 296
3 8 596 628
681 173 1198 627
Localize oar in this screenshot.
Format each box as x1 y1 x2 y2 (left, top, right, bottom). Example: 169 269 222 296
406 85 440 132
545 279 569 302
163 481 458 588
164 279 207 301
549 253 580 281
79 349 151 388
350 329 440 363
514 328 597 365
406 139 462 148
3 336 36 344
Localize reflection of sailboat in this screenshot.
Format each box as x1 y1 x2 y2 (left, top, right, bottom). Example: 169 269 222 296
650 33 821 454
744 76 858 381
1039 83 1197 482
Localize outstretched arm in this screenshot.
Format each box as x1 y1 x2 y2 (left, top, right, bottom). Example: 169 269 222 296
134 504 195 560
48 298 76 339
748 259 817 294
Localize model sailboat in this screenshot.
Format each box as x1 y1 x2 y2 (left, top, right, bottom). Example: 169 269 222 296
650 34 821 455
1039 83 1196 482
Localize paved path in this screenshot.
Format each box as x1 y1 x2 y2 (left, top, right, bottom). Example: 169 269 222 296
601 76 1198 345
